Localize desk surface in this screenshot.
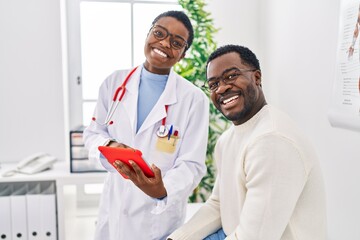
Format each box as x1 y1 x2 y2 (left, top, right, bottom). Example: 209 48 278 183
0 161 106 183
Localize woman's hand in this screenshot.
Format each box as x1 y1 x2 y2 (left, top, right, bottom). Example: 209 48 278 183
107 141 130 149
114 160 167 199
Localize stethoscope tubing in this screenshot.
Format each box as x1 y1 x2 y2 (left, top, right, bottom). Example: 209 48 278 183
92 66 170 137
92 66 138 126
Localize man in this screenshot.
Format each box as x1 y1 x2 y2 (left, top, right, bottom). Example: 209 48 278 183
168 45 327 240
84 11 209 240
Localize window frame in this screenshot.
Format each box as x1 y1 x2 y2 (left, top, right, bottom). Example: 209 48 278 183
65 0 179 129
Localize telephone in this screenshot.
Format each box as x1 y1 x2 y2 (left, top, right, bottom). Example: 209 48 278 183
2 152 57 177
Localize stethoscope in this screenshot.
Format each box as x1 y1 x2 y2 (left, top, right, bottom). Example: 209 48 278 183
92 66 170 138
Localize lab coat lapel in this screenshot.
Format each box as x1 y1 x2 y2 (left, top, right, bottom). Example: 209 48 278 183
137 69 178 135
122 67 142 135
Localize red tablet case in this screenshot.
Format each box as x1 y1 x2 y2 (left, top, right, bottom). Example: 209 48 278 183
98 146 154 178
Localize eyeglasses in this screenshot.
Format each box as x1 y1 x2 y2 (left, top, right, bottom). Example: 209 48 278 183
150 25 188 50
203 68 256 92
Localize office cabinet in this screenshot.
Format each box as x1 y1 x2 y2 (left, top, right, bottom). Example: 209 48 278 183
0 163 106 240
0 181 57 240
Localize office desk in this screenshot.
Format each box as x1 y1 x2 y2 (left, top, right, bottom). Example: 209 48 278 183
0 161 106 240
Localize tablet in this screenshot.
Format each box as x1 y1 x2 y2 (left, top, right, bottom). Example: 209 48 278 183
98 146 154 179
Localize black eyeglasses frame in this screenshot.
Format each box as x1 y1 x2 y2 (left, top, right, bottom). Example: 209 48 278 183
150 25 188 50
202 68 257 92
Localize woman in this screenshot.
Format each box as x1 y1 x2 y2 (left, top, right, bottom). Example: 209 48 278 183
84 10 209 240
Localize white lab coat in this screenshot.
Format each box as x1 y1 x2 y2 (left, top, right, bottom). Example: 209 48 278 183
83 65 209 240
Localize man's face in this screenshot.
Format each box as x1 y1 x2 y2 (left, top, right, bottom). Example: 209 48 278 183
207 52 263 125
143 16 188 75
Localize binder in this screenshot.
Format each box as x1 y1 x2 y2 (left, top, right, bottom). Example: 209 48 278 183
26 194 42 239
26 182 41 240
0 196 12 240
40 182 57 239
10 195 28 240
40 194 57 239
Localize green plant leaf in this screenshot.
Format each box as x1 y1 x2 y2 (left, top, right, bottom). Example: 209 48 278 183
176 0 230 203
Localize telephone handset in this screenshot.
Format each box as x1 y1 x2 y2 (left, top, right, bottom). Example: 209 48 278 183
2 152 57 177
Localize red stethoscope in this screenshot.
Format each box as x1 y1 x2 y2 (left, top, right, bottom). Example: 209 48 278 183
92 66 170 138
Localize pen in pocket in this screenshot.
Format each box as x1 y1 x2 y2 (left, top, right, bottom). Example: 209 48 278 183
172 130 178 146
168 125 173 140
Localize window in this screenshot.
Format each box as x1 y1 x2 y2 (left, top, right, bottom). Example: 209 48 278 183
66 0 181 129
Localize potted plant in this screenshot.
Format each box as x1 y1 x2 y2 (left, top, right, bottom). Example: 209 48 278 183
175 0 231 202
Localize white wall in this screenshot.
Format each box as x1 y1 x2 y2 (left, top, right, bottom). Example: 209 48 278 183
206 0 261 54
208 0 360 239
1 0 359 238
0 0 66 162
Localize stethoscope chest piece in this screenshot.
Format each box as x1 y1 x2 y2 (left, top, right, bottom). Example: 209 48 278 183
156 125 169 138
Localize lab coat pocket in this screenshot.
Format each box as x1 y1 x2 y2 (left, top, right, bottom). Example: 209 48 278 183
149 125 181 172
155 136 178 154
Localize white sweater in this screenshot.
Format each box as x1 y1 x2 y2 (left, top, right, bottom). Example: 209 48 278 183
168 105 327 240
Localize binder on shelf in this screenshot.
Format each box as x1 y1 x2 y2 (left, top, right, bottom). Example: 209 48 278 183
26 194 42 239
0 185 12 240
40 182 56 240
26 183 41 240
40 194 56 239
70 126 105 173
11 195 28 240
11 183 28 240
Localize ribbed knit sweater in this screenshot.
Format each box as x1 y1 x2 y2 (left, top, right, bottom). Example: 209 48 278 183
168 105 327 240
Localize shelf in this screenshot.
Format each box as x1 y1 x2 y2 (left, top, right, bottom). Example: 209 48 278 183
0 161 106 240
0 162 106 184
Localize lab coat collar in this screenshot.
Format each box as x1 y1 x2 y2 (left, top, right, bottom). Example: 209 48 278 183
125 66 142 95
121 66 141 135
136 66 178 135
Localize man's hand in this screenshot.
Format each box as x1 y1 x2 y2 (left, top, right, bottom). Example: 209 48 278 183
114 160 167 199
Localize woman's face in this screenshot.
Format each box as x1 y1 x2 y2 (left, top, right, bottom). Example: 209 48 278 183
143 16 189 75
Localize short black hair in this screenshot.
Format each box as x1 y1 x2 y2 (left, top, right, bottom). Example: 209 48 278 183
152 10 194 51
206 44 261 72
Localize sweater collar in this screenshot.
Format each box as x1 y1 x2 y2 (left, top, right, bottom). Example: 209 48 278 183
233 104 270 132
